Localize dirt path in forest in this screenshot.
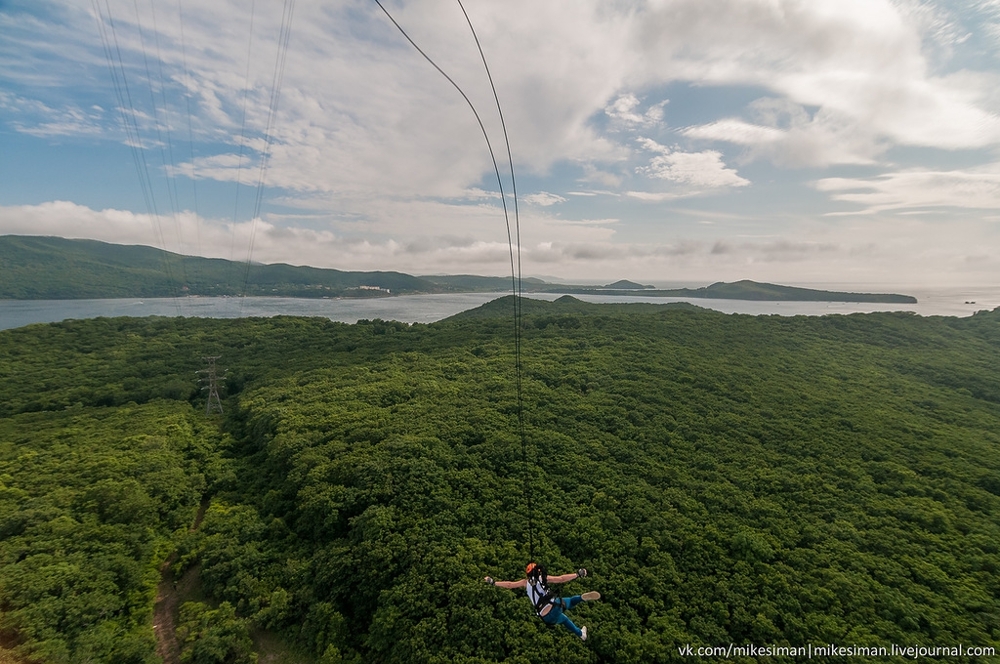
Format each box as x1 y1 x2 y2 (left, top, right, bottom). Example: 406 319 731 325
0 624 33 664
0 647 28 664
0 644 25 664
153 498 209 664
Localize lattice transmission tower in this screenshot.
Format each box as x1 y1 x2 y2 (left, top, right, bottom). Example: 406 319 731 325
198 355 225 415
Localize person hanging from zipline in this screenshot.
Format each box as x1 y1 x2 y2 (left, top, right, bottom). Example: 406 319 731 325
484 562 600 640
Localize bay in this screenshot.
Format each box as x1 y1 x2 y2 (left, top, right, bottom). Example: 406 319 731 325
1 286 998 332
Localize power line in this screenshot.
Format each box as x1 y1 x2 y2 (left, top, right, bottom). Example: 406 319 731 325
228 0 258 303
92 0 181 314
241 0 296 315
135 0 190 299
176 0 203 257
93 2 293 311
147 0 188 265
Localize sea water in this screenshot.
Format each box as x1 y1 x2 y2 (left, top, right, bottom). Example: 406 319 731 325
1 287 998 332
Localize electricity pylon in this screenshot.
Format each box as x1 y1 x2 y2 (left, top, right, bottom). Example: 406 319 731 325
198 355 225 415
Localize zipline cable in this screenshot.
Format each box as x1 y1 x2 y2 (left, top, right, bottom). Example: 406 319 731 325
453 0 532 562
373 0 533 560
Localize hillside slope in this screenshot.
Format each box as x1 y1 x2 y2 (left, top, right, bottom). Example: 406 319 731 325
2 236 917 303
0 235 435 299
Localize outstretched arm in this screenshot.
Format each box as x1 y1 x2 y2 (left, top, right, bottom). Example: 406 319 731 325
484 576 526 590
549 569 588 584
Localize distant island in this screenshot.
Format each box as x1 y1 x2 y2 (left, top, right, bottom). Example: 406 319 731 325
0 235 916 303
545 280 918 304
601 279 654 290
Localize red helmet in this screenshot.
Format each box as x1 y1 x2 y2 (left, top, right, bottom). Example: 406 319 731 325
525 562 538 576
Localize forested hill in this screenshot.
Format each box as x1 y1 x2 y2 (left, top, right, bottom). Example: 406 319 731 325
2 301 999 663
0 235 435 299
447 294 702 320
1 235 918 303
673 280 918 303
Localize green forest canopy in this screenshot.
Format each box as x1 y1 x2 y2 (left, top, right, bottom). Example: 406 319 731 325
1 300 999 663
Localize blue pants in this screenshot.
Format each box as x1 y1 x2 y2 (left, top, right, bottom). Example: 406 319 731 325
540 595 584 637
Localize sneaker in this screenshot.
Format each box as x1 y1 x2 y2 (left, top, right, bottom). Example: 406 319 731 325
581 626 588 641
582 591 601 601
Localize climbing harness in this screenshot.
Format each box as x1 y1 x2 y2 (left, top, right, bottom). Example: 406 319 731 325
526 563 560 617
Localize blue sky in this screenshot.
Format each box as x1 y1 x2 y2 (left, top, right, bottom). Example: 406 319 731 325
2 0 1000 286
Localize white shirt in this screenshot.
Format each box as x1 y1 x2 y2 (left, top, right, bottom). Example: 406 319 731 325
526 578 549 606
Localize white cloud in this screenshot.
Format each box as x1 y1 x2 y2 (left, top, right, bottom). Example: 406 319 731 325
682 98 887 166
636 138 750 189
3 199 998 286
0 92 106 138
0 198 616 274
523 192 567 206
629 0 1000 156
625 191 680 202
12 0 1000 189
519 216 1000 286
5 0 1000 287
892 0 968 58
815 164 1000 213
0 200 253 261
683 119 784 146
462 188 502 200
604 93 667 127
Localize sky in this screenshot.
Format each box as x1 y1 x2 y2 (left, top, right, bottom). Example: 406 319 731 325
2 0 1000 287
